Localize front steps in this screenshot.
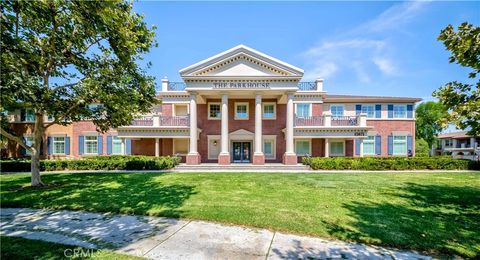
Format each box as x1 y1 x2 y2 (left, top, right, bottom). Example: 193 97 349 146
174 163 310 172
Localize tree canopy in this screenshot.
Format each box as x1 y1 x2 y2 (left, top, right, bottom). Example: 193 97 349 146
415 101 448 148
0 0 158 186
433 22 480 136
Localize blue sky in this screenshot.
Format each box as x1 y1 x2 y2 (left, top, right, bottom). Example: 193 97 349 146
133 1 479 100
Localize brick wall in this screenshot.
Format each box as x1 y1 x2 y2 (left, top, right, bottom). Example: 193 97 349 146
364 119 416 156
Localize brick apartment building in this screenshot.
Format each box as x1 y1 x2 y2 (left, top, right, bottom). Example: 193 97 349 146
5 45 421 165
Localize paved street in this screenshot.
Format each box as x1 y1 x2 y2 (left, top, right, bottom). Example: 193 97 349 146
0 208 430 259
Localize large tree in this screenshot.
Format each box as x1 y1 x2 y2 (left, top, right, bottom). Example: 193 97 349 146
0 0 157 186
415 101 448 148
433 22 479 136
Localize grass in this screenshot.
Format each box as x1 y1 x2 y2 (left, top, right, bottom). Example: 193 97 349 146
0 236 143 260
1 172 479 258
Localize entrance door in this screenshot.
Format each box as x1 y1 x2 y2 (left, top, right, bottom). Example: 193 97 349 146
232 142 251 163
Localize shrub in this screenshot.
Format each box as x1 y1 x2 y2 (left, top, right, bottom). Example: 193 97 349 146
302 156 480 171
0 155 181 172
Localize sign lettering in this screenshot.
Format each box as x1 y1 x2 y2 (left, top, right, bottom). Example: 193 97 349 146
212 82 270 89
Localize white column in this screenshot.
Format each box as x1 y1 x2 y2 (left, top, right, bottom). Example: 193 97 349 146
359 139 364 157
470 137 476 148
325 138 330 157
254 93 263 155
188 92 198 154
161 77 169 92
155 138 160 157
220 94 229 154
285 92 295 154
121 138 126 155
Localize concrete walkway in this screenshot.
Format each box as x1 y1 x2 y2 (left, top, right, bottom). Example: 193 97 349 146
1 208 430 259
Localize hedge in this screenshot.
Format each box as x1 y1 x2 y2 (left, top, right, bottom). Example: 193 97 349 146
302 156 480 171
0 155 181 172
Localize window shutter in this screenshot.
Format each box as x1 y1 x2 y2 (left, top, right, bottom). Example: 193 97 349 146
79 136 84 155
107 136 112 155
388 135 393 155
97 136 103 155
375 104 381 118
355 104 362 115
126 139 132 155
407 135 413 155
47 137 53 155
375 135 382 155
407 105 413 118
355 139 361 155
65 137 70 155
387 104 393 118
20 110 26 121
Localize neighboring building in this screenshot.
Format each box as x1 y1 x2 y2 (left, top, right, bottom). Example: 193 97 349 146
4 45 421 165
433 131 479 160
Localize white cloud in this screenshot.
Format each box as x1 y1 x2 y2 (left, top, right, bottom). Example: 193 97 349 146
301 1 428 82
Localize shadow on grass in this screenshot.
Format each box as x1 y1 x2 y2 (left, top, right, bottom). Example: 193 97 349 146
1 172 196 218
322 183 480 258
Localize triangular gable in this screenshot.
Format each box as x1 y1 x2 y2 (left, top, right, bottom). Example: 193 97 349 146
229 129 254 136
180 45 304 78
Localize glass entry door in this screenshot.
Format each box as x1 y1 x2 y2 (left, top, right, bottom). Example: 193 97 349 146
232 142 251 163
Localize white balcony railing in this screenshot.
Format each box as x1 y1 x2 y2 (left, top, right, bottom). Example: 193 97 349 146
295 113 367 127
130 115 189 127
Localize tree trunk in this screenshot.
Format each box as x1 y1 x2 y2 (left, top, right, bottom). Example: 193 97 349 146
31 113 45 187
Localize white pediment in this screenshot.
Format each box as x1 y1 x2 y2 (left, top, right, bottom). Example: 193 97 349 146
180 45 304 78
229 129 254 139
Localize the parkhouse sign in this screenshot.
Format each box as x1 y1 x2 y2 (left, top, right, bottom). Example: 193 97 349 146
212 82 270 89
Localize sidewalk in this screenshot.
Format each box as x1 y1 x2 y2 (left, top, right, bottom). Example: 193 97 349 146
0 208 430 259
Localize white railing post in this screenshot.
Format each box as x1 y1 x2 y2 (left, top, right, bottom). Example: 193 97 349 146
323 112 332 127
315 79 324 92
153 115 160 126
161 77 169 92
359 113 367 126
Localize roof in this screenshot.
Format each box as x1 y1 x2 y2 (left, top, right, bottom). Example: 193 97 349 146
179 44 304 77
324 94 422 103
437 131 471 139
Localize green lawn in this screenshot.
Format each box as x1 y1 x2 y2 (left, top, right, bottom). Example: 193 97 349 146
1 172 479 257
0 236 142 260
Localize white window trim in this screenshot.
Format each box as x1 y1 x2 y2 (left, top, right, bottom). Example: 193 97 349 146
295 139 312 156
207 135 221 160
363 136 376 156
173 139 189 156
330 140 346 157
23 135 33 156
330 104 345 118
84 135 98 155
262 136 276 160
208 102 221 120
262 102 277 120
393 104 408 119
112 136 123 155
393 135 407 156
52 136 66 155
361 104 376 118
173 104 189 117
295 103 312 118
234 102 249 120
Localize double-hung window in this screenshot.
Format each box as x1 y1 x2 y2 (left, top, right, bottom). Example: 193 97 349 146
330 141 345 156
208 103 221 119
53 136 66 155
235 103 249 120
393 136 407 155
85 136 98 154
331 105 344 118
263 139 275 159
393 105 407 118
363 136 375 155
361 105 375 118
24 136 33 155
296 104 311 118
295 140 311 156
112 136 122 154
262 103 276 119
22 109 35 122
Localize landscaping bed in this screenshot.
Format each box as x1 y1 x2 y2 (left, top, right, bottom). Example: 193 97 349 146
302 156 480 170
0 155 181 172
